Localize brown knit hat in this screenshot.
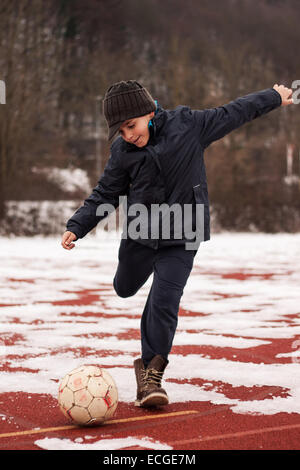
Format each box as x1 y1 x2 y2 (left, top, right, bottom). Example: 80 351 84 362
103 80 156 141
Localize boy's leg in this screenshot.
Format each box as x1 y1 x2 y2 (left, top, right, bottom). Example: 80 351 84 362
113 238 155 298
140 245 197 366
114 240 198 408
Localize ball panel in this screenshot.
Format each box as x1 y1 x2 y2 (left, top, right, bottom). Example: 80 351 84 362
104 390 114 408
88 397 108 420
89 365 102 376
104 400 118 419
58 385 74 411
74 389 93 408
69 405 91 425
101 369 117 388
59 405 70 420
107 384 118 405
87 376 109 397
80 365 102 376
67 372 89 392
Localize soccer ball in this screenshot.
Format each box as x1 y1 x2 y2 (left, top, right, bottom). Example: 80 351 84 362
58 365 118 426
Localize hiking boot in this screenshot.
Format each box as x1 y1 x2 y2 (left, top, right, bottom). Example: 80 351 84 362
134 355 169 407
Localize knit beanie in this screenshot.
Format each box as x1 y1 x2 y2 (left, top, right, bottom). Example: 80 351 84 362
103 80 157 141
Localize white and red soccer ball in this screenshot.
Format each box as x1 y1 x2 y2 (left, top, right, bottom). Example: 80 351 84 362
58 365 118 426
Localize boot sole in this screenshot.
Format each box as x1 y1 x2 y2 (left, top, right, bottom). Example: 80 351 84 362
135 392 169 408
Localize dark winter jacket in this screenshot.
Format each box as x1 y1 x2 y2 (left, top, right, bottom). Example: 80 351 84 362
66 88 282 249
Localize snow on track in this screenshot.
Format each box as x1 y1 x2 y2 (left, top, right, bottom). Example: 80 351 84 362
1 231 300 449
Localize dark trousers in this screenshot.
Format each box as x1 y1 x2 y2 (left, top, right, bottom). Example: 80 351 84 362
113 238 198 366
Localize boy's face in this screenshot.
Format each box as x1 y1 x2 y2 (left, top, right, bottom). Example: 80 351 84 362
118 111 155 147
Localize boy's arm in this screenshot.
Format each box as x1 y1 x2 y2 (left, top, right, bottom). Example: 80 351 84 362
193 85 291 149
65 150 129 240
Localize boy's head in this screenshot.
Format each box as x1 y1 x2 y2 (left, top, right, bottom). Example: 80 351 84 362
103 80 156 146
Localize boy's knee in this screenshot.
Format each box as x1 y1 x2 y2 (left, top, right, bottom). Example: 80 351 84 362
113 277 136 298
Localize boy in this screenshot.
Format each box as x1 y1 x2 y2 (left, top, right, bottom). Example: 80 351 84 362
61 80 293 408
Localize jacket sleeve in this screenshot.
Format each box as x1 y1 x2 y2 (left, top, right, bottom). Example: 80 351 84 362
66 149 130 239
193 88 282 149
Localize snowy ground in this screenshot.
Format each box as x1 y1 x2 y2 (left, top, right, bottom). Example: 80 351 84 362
0 231 300 426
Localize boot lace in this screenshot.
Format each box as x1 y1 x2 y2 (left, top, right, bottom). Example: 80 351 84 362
141 368 163 388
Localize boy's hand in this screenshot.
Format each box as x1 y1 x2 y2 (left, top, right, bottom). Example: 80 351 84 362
61 231 77 250
273 84 294 106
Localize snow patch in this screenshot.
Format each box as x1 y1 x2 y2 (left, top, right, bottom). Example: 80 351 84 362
1 233 300 415
35 436 172 450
